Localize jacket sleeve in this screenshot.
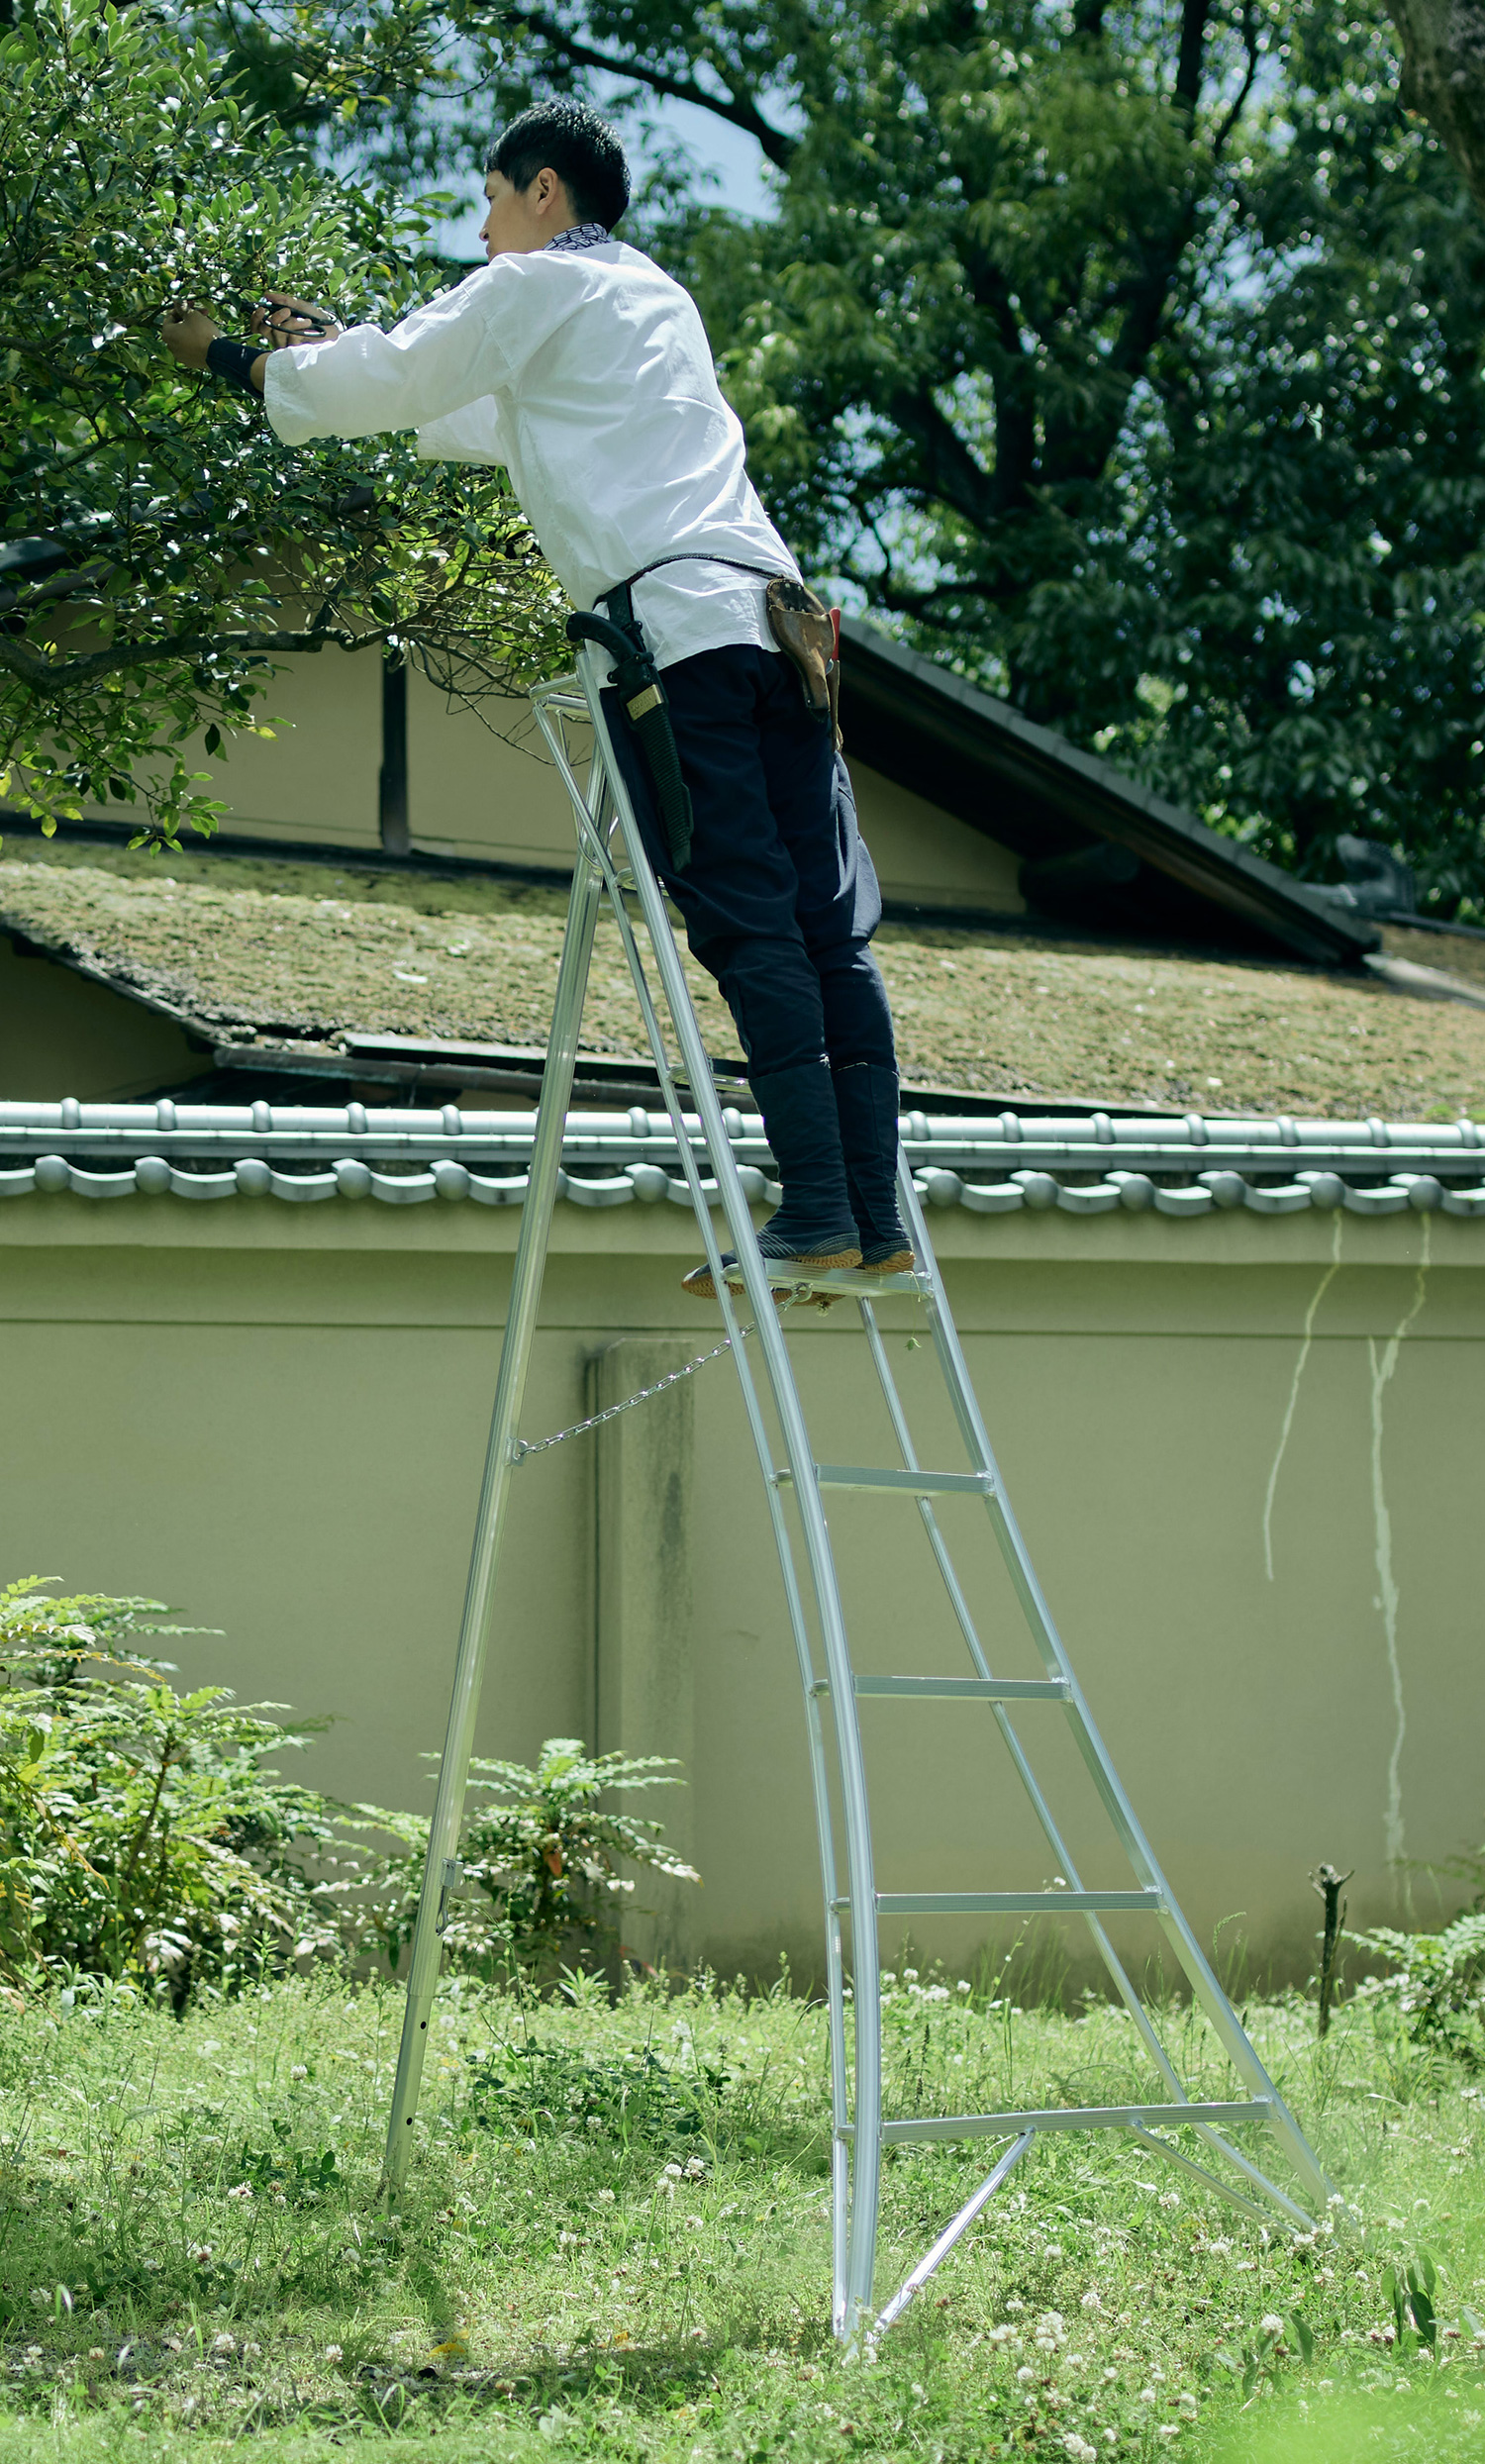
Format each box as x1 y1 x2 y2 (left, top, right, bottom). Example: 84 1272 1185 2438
413 397 506 465
263 260 567 448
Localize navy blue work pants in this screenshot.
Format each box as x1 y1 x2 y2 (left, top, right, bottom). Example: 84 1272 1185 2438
601 644 897 1080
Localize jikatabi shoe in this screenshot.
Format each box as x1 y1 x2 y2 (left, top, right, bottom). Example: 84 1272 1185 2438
832 1061 913 1267
682 1235 862 1302
860 1240 916 1274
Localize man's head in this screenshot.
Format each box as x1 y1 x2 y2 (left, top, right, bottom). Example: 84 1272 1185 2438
480 103 630 259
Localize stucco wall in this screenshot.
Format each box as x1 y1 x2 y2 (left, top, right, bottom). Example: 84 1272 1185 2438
1 1191 1474 1989
139 644 1027 915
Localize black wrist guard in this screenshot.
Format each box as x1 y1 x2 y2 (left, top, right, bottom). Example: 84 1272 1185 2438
205 337 262 397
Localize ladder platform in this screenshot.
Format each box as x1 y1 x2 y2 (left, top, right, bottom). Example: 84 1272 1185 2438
841 2098 1275 2146
837 1888 1166 1916
776 1463 993 1498
764 1266 929 1297
815 1674 1071 1703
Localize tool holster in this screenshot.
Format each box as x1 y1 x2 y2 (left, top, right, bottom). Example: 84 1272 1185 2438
566 585 694 872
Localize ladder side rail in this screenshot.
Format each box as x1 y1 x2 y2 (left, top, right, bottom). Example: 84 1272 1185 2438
566 670 871 2325
562 713 857 2330
855 1298 996 1683
898 1162 1332 2211
854 1295 1209 2106
382 853 605 2192
566 665 879 2331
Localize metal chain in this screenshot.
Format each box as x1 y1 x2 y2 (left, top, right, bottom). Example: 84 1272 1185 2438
511 1297 796 1463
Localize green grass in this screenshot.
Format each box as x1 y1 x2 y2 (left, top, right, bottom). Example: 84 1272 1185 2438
0 1966 1481 2462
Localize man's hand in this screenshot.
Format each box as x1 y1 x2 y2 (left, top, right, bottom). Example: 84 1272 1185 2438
162 305 220 372
253 291 343 346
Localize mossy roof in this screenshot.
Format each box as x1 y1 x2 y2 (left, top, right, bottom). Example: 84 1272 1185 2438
3 837 1485 1123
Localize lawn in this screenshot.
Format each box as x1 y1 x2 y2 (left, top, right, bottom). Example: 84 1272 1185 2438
0 1965 1480 2463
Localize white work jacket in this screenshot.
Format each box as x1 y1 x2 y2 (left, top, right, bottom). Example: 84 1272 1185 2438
263 238 799 673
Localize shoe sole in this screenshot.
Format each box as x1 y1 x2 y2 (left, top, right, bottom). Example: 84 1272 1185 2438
861 1247 915 1275
682 1247 862 1303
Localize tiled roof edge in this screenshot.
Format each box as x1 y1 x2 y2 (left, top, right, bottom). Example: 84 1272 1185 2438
1 1102 1481 1223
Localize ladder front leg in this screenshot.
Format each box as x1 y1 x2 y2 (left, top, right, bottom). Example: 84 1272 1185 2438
380 857 605 2194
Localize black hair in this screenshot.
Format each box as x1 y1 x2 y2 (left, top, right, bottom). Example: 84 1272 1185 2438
487 101 630 230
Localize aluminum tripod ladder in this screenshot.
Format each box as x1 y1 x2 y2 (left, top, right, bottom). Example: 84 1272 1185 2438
381 648 1331 2343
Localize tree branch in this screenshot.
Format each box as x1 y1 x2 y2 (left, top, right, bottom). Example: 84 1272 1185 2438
1213 0 1261 157
501 7 798 169
0 625 384 694
1173 0 1213 118
885 390 1007 532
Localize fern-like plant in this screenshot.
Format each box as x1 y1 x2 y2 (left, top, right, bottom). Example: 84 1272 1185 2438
368 1737 701 1982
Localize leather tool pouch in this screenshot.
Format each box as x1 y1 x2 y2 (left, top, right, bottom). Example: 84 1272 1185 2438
766 577 842 747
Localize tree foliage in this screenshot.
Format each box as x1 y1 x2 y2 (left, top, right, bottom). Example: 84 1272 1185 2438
0 0 565 849
486 0 1485 908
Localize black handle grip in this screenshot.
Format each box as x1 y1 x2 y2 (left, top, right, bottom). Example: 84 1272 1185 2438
566 610 639 665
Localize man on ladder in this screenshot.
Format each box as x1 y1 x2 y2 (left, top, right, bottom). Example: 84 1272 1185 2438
163 99 912 1293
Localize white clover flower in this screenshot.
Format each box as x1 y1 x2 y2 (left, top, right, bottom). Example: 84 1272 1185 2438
211 2332 236 2356
226 2183 253 2202
988 2323 1022 2347
956 1980 971 1993
1138 2387 1157 2404
1260 2314 1286 2338
1016 2364 1036 2384
1061 2437 1097 2463
662 2162 684 2179
288 2065 307 2081
902 1968 920 1982
1158 2190 1180 2210
595 2188 616 2204
1080 2290 1103 2314
683 2156 706 2178
323 2345 343 2364
1176 2392 1198 2418
1043 2244 1064 2261
1005 2296 1026 2314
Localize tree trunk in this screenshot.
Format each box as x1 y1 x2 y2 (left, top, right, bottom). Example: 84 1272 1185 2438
1388 0 1485 210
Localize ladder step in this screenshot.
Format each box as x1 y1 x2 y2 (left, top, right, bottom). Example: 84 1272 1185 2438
777 1464 992 1497
841 2099 1274 2146
836 1888 1165 1917
851 1674 1070 1703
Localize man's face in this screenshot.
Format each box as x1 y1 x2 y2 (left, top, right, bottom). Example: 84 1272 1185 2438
479 166 576 260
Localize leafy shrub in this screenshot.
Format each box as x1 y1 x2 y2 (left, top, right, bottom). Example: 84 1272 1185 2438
0 1586 700 2006
1348 1914 1485 2070
367 1737 701 1982
0 1578 394 2005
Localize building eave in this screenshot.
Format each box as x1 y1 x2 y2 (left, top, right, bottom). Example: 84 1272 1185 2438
840 622 1380 968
